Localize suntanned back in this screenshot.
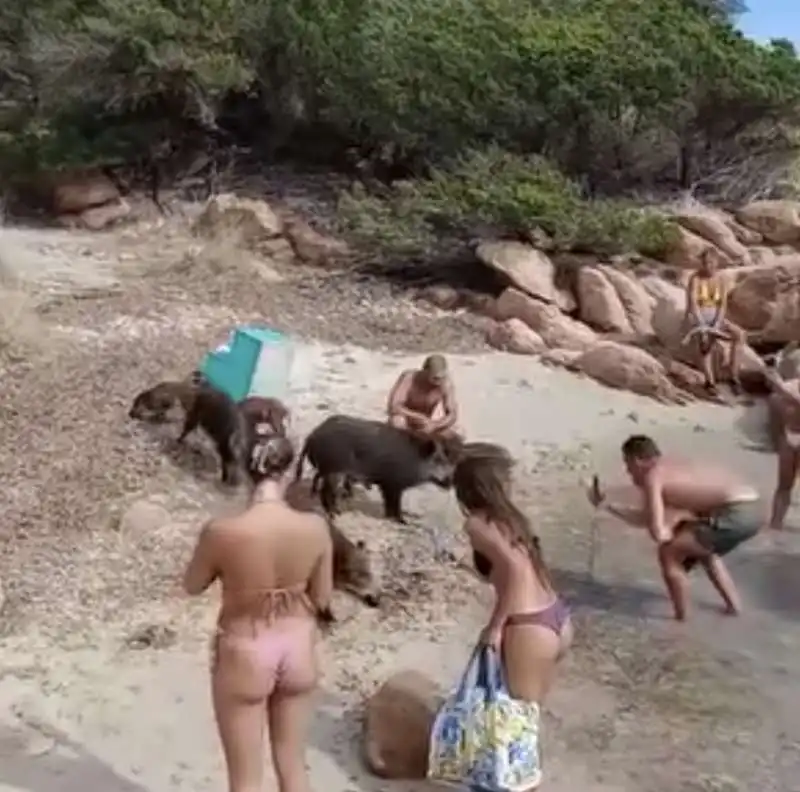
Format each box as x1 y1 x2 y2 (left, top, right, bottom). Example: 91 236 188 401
212 503 331 615
659 457 757 512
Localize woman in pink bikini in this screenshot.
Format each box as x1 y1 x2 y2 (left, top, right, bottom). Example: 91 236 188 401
454 454 572 705
183 432 333 792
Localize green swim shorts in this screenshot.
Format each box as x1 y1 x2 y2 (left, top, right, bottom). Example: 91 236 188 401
680 499 762 571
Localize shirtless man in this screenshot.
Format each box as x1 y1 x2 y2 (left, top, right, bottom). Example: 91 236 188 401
764 359 800 531
184 432 333 792
386 354 458 438
589 434 762 621
683 248 746 394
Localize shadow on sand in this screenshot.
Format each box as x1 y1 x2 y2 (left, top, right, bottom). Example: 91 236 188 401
553 567 669 621
0 722 149 792
728 550 800 621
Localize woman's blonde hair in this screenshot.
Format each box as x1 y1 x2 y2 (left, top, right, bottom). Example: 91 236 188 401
453 455 551 588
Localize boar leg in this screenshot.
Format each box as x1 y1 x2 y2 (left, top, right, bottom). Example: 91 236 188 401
320 475 341 518
380 484 406 524
177 405 200 443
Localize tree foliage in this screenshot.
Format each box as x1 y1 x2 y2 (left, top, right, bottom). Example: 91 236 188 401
1 0 799 256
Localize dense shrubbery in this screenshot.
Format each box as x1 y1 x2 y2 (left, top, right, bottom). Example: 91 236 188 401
1 0 800 256
338 148 676 257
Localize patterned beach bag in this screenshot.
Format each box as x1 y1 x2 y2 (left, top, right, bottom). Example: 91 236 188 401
427 644 542 792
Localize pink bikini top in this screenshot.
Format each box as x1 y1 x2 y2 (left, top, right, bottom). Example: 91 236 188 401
217 583 314 634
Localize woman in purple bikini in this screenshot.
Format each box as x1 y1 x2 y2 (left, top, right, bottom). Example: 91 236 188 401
454 455 573 706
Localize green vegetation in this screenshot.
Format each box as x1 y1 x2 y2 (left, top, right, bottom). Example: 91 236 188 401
2 0 800 257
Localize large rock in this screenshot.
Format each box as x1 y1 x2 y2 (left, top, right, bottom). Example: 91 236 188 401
600 266 655 336
726 260 800 343
663 226 727 269
283 216 349 266
477 241 575 312
75 199 131 231
51 170 120 214
735 200 800 245
574 341 686 404
675 212 749 264
576 266 654 335
194 194 285 254
576 267 632 333
748 246 778 268
363 670 442 779
495 288 597 351
639 275 687 306
486 318 545 355
540 347 583 368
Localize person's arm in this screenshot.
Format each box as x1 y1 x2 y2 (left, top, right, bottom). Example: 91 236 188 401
713 277 728 326
386 371 428 423
307 519 334 614
465 517 512 638
685 274 700 322
483 567 513 638
427 379 458 432
765 369 800 409
642 470 670 545
183 520 220 595
601 501 649 527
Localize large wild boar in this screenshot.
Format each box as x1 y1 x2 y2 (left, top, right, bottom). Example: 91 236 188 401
294 415 455 522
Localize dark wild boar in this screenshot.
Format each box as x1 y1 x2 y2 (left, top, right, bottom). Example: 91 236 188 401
294 414 455 522
129 379 248 485
285 480 382 615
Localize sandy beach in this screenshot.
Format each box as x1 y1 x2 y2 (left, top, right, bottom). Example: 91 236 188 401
1 223 799 792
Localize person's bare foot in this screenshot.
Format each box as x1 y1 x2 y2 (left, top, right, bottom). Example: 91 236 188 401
722 603 741 616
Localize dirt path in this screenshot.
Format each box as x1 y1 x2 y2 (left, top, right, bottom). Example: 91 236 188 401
1 221 799 792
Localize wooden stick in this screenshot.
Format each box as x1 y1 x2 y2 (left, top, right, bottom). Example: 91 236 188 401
588 474 601 579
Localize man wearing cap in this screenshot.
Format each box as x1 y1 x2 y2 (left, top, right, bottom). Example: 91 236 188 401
386 354 459 439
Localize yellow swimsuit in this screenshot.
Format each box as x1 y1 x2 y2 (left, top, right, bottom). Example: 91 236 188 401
693 276 722 325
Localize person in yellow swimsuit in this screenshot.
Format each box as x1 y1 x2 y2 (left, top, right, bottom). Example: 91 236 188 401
683 248 746 394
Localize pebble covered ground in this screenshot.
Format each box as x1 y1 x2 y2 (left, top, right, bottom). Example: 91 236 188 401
0 212 797 792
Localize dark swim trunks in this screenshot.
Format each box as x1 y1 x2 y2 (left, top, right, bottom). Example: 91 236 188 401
680 498 762 571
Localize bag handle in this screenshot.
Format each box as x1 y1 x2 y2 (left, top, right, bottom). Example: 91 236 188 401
476 644 508 699
455 643 511 702
454 644 485 701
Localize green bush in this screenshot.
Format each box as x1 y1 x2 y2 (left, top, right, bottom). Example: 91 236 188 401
338 148 676 258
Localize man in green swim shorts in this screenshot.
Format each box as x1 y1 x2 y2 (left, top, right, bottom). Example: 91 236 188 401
589 434 763 622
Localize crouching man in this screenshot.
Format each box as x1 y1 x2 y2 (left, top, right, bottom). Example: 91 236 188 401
589 435 762 621
386 354 459 440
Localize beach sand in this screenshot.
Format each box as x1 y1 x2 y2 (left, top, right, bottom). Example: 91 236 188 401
2 341 799 792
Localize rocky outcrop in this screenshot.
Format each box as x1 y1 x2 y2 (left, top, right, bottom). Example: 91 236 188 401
49 170 130 230
664 225 733 269
495 288 598 350
675 211 750 264
363 670 442 779
477 241 575 311
194 193 284 247
735 200 800 245
726 259 800 344
486 318 546 354
52 170 120 214
192 194 349 269
574 342 686 404
282 214 350 266
576 265 653 335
